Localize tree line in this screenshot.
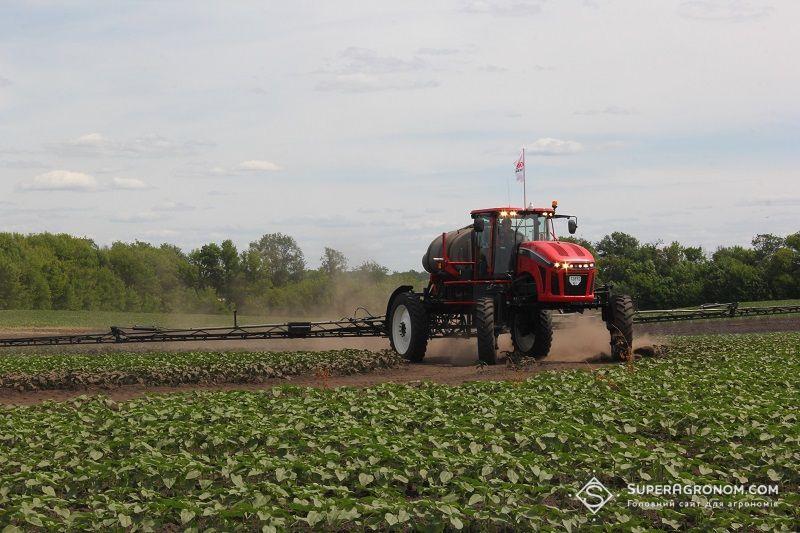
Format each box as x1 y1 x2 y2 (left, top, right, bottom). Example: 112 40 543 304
564 231 800 309
0 230 797 314
0 232 424 315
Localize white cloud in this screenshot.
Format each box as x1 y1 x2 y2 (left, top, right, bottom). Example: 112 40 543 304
478 64 509 73
153 201 196 212
109 211 166 223
575 106 637 116
237 160 283 171
678 1 772 21
316 74 438 93
416 47 461 56
49 133 212 158
110 177 150 190
460 0 546 16
315 48 438 93
17 170 98 191
527 138 584 155
143 229 180 238
330 47 425 75
0 76 11 88
0 159 46 169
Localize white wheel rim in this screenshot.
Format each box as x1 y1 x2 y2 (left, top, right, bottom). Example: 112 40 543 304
391 304 412 354
514 318 535 352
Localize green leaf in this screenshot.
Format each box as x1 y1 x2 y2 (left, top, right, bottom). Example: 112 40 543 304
507 469 519 484
305 510 322 526
468 494 483 506
24 516 43 528
450 516 464 530
180 509 195 524
118 514 132 528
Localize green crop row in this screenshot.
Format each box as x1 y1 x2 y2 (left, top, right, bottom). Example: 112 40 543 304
1 333 798 531
0 350 404 390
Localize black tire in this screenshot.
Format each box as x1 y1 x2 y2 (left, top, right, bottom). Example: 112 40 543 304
388 292 429 362
511 309 553 359
606 294 634 361
475 296 497 365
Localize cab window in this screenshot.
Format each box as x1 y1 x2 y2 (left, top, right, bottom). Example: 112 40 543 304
474 215 492 278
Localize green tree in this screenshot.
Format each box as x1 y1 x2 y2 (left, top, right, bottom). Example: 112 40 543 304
246 233 305 287
355 260 389 282
320 247 348 276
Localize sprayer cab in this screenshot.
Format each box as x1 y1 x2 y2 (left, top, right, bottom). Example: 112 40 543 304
467 206 594 302
391 205 634 366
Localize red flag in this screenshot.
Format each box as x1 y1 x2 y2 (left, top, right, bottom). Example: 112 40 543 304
515 151 525 182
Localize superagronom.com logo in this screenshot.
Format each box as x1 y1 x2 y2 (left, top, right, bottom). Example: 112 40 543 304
576 477 614 514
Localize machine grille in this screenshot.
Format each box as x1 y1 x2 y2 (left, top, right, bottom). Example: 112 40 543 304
564 274 588 296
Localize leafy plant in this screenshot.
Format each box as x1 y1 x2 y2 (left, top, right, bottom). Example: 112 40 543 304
0 349 404 390
0 333 797 530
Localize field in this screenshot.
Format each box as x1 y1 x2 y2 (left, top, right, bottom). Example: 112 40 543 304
739 299 800 308
1 333 797 530
1 298 798 331
0 310 283 331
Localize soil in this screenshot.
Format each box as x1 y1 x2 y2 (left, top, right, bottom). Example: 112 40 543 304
0 357 607 407
1 314 797 406
635 315 800 336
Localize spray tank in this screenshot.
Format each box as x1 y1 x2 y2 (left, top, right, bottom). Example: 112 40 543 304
421 226 473 274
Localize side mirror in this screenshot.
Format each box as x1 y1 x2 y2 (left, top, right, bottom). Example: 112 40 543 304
473 219 485 232
568 218 578 234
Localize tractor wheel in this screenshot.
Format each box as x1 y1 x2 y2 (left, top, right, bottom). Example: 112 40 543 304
474 296 497 365
511 309 553 359
606 294 634 361
389 292 429 362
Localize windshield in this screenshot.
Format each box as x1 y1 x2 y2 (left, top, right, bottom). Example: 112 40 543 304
510 213 554 242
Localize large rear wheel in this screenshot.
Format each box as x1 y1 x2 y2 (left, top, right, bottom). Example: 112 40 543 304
475 296 497 365
606 294 634 361
389 292 429 362
511 309 553 359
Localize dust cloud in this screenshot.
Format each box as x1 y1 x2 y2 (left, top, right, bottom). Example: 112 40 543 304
549 314 611 361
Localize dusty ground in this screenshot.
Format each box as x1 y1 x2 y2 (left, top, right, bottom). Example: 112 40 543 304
635 315 800 336
0 358 610 406
1 314 797 406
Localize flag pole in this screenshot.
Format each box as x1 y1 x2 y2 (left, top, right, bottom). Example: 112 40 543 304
522 147 527 209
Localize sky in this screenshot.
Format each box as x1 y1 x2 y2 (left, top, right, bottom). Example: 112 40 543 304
0 0 798 271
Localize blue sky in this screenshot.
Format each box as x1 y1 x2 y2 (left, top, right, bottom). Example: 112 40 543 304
1 0 798 270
